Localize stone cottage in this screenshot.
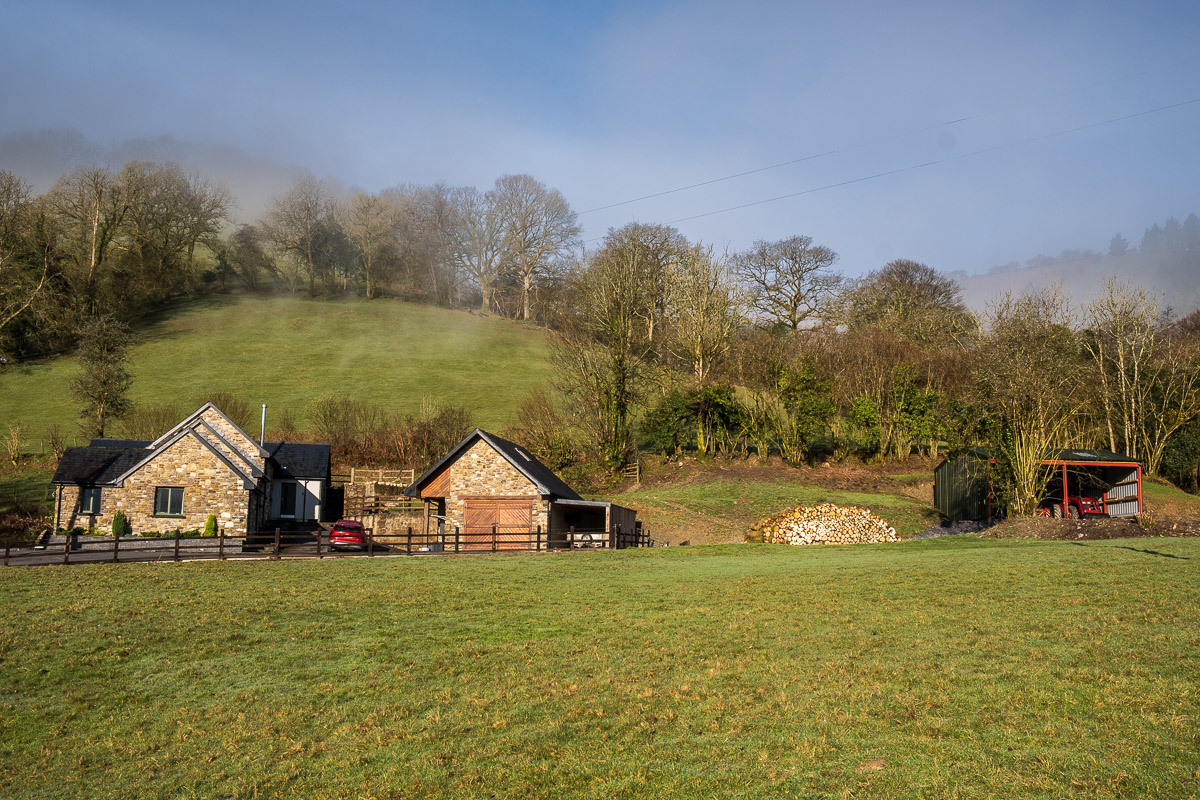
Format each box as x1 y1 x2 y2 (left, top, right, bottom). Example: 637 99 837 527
403 428 637 550
51 403 330 535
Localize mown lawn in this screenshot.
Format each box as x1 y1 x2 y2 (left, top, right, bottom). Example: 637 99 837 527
2 538 1198 799
613 477 936 544
0 293 554 447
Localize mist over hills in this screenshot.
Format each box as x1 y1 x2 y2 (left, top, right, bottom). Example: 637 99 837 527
958 251 1200 317
0 127 302 220
2 126 1196 315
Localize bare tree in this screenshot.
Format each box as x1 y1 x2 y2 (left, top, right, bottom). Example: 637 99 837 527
47 166 131 316
384 183 459 306
666 245 742 385
734 235 840 333
1084 280 1200 473
842 259 976 347
554 226 663 468
447 186 504 313
977 287 1084 515
0 171 48 338
264 175 341 296
492 174 580 322
345 191 400 299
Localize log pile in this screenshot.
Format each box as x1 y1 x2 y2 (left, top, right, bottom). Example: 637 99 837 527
746 503 899 545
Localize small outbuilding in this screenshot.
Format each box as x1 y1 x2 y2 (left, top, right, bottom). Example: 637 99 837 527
934 447 1143 521
403 428 638 550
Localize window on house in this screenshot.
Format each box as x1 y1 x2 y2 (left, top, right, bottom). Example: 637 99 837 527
80 487 102 515
154 486 184 516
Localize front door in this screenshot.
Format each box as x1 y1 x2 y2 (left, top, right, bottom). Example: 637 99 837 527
279 481 298 519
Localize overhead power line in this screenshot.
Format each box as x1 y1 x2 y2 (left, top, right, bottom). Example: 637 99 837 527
578 54 1200 217
573 96 1198 246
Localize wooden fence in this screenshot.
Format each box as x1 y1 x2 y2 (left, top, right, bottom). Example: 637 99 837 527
3 524 655 567
330 468 415 487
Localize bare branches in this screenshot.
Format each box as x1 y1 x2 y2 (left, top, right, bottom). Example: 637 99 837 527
734 235 840 333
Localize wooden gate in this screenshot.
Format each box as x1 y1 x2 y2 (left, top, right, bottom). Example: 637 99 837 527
462 497 533 550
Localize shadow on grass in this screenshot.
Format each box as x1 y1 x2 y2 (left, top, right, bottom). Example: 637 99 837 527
1069 541 1189 559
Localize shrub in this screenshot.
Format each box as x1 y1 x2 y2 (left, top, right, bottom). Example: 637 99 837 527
112 510 128 538
204 514 217 538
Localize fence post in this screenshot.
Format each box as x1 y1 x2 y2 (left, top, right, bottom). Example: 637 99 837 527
113 531 120 563
407 525 412 555
455 526 460 553
316 527 322 559
273 527 281 560
368 527 374 557
63 532 70 564
219 527 225 560
614 523 621 550
174 529 181 562
492 523 498 552
535 525 541 551
4 539 9 566
568 525 574 550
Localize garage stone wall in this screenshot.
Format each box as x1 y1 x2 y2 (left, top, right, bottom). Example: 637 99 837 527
56 434 255 535
446 440 549 532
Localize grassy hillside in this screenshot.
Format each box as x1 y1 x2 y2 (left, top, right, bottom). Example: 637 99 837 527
0 294 555 447
3 539 1198 799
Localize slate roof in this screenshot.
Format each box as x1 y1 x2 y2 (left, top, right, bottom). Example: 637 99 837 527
404 429 582 501
266 441 331 480
52 435 330 485
52 444 149 486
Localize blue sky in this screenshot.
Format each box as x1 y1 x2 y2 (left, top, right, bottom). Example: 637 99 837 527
2 0 1198 276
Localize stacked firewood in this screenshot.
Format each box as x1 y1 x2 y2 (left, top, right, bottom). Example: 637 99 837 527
746 503 899 545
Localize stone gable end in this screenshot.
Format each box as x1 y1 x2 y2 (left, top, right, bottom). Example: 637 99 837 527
199 408 263 469
445 440 547 532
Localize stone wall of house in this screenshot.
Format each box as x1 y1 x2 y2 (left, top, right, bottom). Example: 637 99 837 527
445 441 549 531
56 435 256 535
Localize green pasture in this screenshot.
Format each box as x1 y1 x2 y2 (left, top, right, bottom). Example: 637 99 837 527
614 477 936 543
0 294 554 446
4 537 1197 799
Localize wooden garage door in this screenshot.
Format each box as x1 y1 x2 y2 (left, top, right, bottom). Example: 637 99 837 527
462 497 533 550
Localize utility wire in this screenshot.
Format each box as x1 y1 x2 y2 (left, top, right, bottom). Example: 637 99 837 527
578 54 1200 216
604 96 1200 232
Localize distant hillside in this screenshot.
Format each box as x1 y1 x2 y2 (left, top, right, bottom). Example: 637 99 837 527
959 251 1200 316
0 294 555 447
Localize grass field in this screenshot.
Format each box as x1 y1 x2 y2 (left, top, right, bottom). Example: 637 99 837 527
3 539 1198 799
0 293 555 447
613 476 936 544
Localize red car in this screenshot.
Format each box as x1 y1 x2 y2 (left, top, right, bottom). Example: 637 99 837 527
329 519 366 549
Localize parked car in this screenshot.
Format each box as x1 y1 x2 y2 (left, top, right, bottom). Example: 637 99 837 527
329 519 366 549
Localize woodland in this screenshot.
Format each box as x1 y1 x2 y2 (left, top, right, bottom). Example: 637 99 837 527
2 163 1199 512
